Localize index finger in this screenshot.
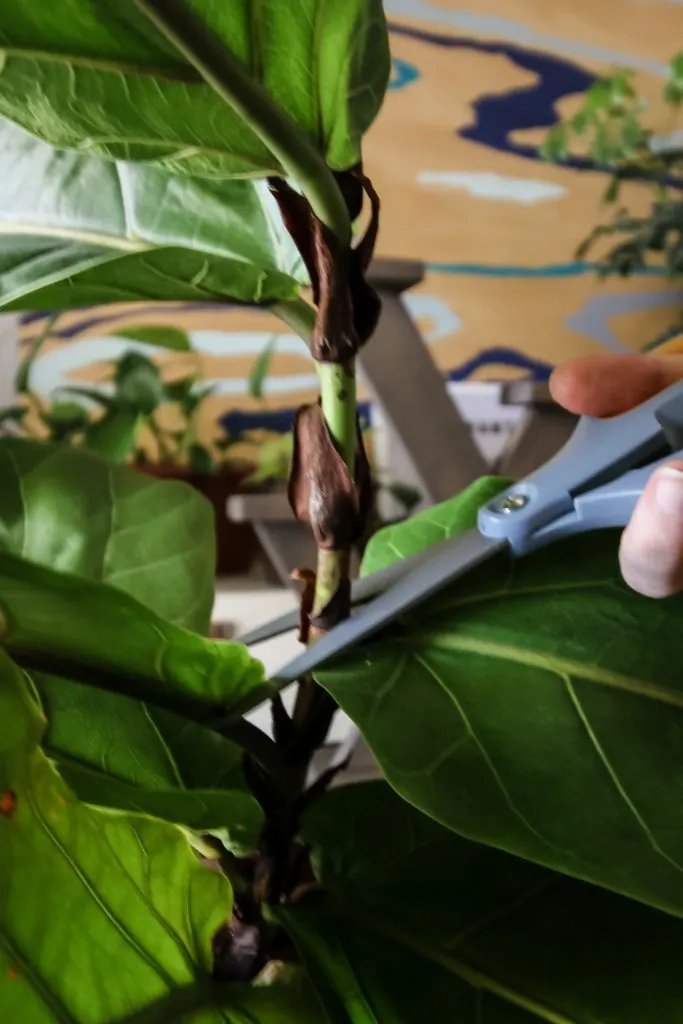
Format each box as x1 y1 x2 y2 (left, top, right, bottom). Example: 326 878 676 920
549 354 683 418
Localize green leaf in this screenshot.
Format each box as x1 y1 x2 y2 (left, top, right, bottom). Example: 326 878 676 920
54 386 117 410
0 0 389 178
37 673 261 845
165 377 199 405
282 780 683 1024
602 175 621 204
112 325 192 352
248 337 277 400
0 438 266 834
316 476 683 917
0 647 235 1023
188 442 215 475
40 401 90 443
540 124 568 162
114 352 164 414
0 550 270 724
107 966 327 1024
0 436 214 633
82 408 142 461
13 312 59 393
0 118 306 313
665 52 683 106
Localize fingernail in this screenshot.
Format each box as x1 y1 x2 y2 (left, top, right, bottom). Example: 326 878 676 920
655 466 683 516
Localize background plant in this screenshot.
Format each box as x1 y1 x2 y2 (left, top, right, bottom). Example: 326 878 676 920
2 319 289 472
543 53 683 342
2 3 683 1023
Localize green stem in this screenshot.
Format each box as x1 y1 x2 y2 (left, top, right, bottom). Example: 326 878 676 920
317 362 356 470
272 304 358 619
134 0 351 245
272 301 356 466
224 718 295 789
147 414 172 462
271 298 316 344
14 312 59 397
311 361 357 618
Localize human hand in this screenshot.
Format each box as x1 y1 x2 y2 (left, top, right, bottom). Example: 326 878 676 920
550 354 683 598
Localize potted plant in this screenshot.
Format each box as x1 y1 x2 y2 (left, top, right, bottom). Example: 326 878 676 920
543 53 683 348
0 319 269 574
1 3 683 1021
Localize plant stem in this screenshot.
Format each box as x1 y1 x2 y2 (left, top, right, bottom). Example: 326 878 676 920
14 311 59 397
270 298 316 343
317 362 356 471
147 414 172 462
134 0 351 245
214 717 294 788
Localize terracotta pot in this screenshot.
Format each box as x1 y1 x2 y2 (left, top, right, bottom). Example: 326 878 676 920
137 463 261 576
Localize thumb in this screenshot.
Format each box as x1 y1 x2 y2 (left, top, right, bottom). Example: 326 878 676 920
619 461 683 598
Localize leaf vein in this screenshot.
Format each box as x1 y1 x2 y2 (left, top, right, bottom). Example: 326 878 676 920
564 675 683 876
416 654 582 864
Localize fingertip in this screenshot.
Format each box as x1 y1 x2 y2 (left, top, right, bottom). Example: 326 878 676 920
619 461 683 598
550 354 683 418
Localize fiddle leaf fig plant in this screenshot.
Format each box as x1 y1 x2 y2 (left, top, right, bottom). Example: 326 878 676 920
2 2 683 1023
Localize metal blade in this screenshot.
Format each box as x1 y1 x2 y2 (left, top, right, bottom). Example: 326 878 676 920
270 530 507 684
236 537 466 646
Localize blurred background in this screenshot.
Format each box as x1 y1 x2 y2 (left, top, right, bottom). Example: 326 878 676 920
6 0 683 436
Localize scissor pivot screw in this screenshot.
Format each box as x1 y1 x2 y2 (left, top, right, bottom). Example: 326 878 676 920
494 493 528 514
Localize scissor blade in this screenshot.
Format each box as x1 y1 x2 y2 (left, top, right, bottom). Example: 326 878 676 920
270 529 507 684
236 539 462 646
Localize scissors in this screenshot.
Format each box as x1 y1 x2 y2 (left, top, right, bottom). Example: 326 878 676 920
241 378 683 685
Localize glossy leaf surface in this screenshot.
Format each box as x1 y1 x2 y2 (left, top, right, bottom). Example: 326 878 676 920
0 550 270 723
0 648 234 1023
316 477 683 916
0 438 266 835
0 119 305 311
284 781 683 1023
0 0 390 178
0 437 215 632
82 408 142 461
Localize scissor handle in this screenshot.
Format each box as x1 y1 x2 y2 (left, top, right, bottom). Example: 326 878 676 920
478 377 683 553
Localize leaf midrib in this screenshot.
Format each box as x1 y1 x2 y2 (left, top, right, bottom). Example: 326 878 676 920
346 907 583 1024
0 222 145 252
2 47 202 83
417 632 683 710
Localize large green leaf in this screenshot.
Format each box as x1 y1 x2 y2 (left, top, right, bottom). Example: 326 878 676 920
0 437 215 632
0 550 270 722
316 477 683 917
283 781 683 1023
0 0 390 178
82 409 142 461
0 648 323 1023
112 325 192 352
0 647 232 1022
40 676 263 845
0 438 267 836
0 119 305 312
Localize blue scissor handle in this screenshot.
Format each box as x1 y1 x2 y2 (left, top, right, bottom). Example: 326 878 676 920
478 377 683 553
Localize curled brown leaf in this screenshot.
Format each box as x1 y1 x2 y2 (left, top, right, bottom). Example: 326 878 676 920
287 404 372 549
269 174 381 358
